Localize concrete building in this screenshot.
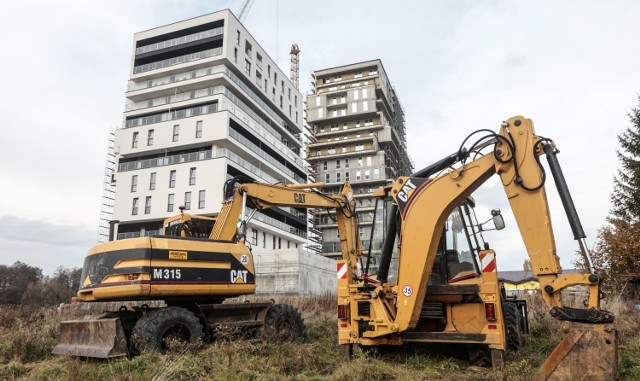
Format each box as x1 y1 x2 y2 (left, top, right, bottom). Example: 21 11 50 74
110 10 310 269
305 60 412 262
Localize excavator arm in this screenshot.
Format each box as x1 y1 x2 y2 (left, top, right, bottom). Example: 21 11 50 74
210 178 362 265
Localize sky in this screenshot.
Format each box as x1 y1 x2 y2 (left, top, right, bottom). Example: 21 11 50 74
0 0 639 275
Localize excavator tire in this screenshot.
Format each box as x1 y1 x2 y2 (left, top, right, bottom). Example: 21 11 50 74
503 302 522 351
262 304 305 342
130 307 204 354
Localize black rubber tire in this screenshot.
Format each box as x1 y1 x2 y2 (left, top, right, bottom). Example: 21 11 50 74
503 302 522 351
262 304 305 343
130 306 204 354
467 344 492 367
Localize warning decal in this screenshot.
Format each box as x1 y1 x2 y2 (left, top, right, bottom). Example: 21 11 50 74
337 262 347 279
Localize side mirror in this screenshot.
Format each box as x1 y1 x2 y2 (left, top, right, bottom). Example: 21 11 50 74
480 209 506 231
492 214 505 231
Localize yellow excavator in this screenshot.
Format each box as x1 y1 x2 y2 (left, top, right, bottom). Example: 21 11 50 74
54 178 359 357
336 116 617 380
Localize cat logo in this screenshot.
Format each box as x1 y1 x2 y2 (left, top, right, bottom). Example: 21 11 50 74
294 193 306 203
231 270 248 283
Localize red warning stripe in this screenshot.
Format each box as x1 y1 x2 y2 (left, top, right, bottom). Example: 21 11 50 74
480 252 496 273
337 262 347 279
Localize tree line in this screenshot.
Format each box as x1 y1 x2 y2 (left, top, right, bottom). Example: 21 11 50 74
0 261 81 306
581 96 640 296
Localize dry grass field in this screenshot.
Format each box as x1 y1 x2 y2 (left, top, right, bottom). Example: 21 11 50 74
0 294 638 381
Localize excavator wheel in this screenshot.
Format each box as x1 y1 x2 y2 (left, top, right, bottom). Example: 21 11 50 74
130 307 204 354
467 344 492 367
503 302 522 351
262 304 305 342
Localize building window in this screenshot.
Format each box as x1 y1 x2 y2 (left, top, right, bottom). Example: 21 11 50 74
362 101 369 111
367 156 372 166
328 147 336 154
167 193 174 212
374 168 380 179
169 170 176 188
273 236 276 249
358 157 363 167
325 173 330 183
336 159 341 169
144 196 151 214
294 95 298 107
245 41 252 56
184 192 191 210
356 171 361 181
369 68 377 75
323 161 327 170
198 190 206 209
263 232 266 248
189 167 196 185
318 108 323 118
334 75 341 81
354 71 362 78
147 129 154 146
362 88 368 98
342 146 347 153
131 175 138 192
132 132 139 148
351 102 357 113
132 198 139 215
345 158 350 168
234 47 238 63
365 169 370 180
356 144 364 151
236 30 240 45
245 60 251 75
365 118 373 126
149 172 156 190
278 237 281 249
288 88 291 100
345 172 350 182
336 173 341 182
196 120 203 138
316 149 321 156
251 229 258 245
172 125 179 142
356 120 361 127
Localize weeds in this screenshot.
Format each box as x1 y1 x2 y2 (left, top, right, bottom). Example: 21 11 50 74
0 295 638 380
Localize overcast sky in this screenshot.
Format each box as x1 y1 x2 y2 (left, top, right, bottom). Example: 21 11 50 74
1 0 639 274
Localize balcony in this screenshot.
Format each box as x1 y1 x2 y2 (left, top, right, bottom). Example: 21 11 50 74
133 47 223 74
136 27 224 55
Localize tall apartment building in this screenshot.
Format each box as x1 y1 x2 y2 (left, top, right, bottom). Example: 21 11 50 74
110 10 308 252
305 60 412 261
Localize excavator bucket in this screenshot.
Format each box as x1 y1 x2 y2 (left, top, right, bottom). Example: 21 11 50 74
533 323 617 381
52 316 128 358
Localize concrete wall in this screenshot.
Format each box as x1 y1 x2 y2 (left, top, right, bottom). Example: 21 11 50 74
253 248 336 296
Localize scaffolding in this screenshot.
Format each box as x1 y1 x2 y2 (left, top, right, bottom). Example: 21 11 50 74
97 128 117 243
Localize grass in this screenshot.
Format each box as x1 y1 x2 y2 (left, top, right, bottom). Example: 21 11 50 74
0 295 638 381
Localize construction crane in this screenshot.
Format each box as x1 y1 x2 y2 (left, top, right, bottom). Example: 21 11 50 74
237 0 254 22
290 44 300 89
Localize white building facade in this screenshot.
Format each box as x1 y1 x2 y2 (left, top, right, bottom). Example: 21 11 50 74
111 10 308 254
